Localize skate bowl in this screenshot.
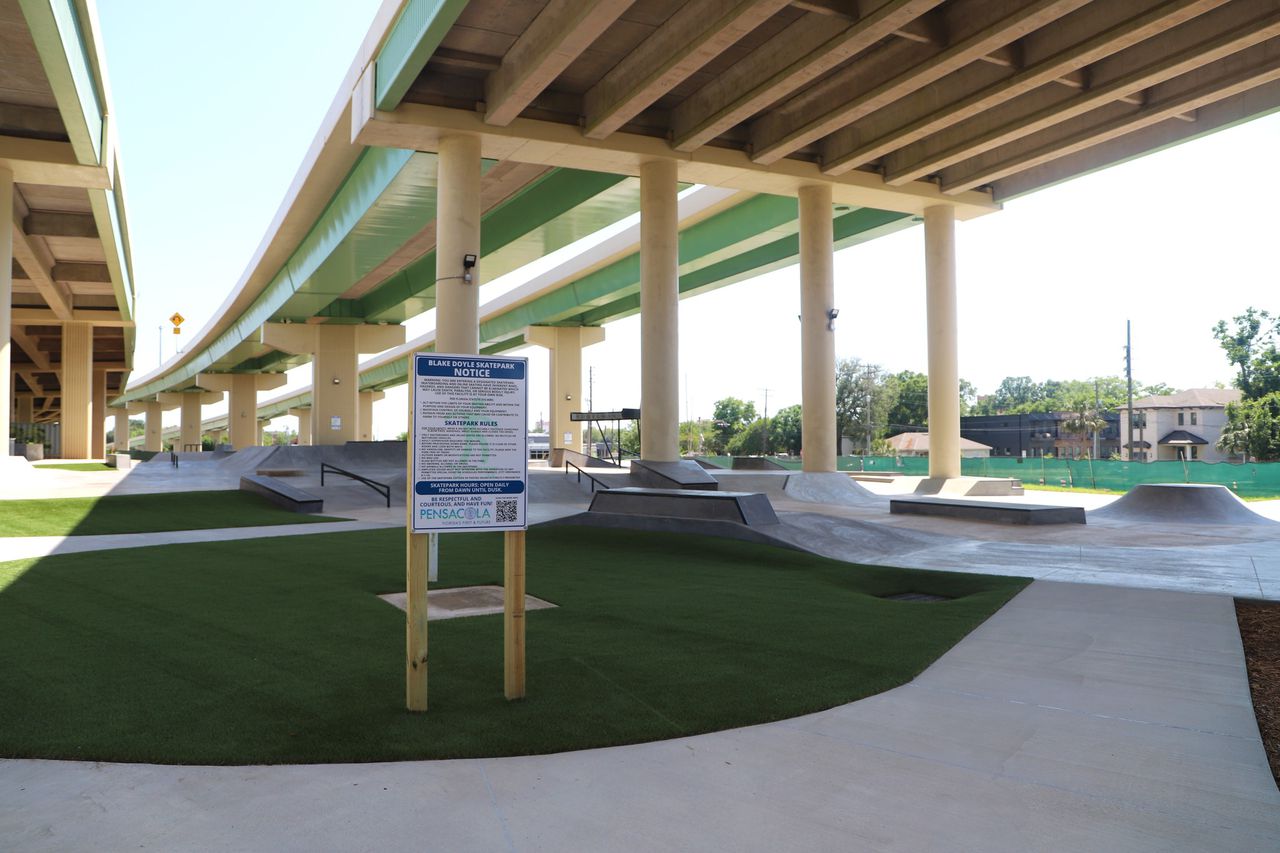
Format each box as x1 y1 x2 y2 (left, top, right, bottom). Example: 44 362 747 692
1089 483 1273 526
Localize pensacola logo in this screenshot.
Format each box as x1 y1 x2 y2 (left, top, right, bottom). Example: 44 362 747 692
420 506 492 520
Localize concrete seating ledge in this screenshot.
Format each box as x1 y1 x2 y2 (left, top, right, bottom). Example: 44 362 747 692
240 474 324 513
890 496 1084 525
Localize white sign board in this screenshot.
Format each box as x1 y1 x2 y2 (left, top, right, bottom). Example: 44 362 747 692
411 353 528 533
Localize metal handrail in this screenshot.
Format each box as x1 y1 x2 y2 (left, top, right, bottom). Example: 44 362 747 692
320 462 391 507
564 458 612 493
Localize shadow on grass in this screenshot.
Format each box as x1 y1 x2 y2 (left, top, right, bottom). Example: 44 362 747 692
0 525 1028 765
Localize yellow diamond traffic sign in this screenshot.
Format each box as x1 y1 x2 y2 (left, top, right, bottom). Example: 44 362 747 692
170 312 185 326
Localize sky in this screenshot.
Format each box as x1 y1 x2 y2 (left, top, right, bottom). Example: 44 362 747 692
97 1 1280 438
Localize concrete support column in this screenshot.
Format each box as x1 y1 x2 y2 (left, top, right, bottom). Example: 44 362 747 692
639 158 679 462
160 392 220 452
196 372 288 449
144 400 162 452
798 184 836 473
358 391 385 441
313 325 360 444
91 369 107 459
15 396 34 423
527 325 606 457
436 134 482 355
61 322 94 459
289 408 312 445
924 205 960 479
0 167 12 453
261 324 402 446
110 407 129 452
256 420 267 446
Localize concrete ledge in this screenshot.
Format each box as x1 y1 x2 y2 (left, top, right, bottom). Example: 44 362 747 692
240 474 324 513
914 476 1024 496
891 496 1084 525
589 487 778 525
106 453 132 470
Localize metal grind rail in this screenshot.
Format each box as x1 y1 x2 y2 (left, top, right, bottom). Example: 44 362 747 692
320 462 391 507
564 459 613 493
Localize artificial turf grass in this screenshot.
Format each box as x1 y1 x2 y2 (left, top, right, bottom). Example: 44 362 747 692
0 491 345 537
32 462 115 472
0 525 1028 765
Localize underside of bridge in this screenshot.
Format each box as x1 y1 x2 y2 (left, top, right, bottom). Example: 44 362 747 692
2 0 135 459
107 0 1280 468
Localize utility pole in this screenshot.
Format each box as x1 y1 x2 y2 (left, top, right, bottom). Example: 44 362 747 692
1125 320 1134 462
1093 379 1100 459
761 387 770 456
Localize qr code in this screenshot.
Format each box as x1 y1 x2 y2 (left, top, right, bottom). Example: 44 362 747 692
496 499 518 523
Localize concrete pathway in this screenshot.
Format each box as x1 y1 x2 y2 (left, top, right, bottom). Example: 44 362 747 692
3 581 1275 852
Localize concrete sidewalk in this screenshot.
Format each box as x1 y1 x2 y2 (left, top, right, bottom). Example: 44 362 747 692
4 581 1276 852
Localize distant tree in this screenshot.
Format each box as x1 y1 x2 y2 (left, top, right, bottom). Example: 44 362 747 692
1220 393 1280 461
1061 397 1108 459
726 419 768 455
885 370 929 433
769 405 803 455
836 358 896 452
1213 308 1280 399
710 397 756 452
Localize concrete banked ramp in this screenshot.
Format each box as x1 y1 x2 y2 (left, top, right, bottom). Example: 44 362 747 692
1089 483 1274 526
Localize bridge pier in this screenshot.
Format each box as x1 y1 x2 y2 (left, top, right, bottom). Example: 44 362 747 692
159 391 221 452
91 369 107 459
435 134 482 355
526 325 605 458
197 373 288 449
924 205 960 480
639 158 679 462
110 406 129 453
289 407 312 445
259 325 404 445
799 184 836 473
0 167 10 453
358 391 385 441
59 323 93 459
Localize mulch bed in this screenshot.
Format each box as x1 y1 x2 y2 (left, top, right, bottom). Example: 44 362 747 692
1237 599 1280 788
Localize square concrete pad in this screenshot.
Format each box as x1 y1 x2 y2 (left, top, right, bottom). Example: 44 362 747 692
379 585 556 620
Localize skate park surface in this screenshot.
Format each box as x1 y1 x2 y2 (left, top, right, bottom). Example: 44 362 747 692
2 449 1278 851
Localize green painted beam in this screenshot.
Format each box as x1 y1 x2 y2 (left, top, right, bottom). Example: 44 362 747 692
374 0 469 110
354 169 632 322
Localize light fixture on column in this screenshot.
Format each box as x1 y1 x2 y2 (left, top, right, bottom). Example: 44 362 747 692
565 393 572 401
827 308 839 331
463 254 477 283
332 376 340 385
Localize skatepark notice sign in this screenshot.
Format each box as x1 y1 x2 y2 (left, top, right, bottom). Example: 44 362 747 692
411 353 528 533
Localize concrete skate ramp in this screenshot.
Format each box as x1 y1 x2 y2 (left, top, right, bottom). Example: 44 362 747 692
783 472 884 508
528 469 595 506
1089 483 1274 526
707 471 883 508
263 441 406 471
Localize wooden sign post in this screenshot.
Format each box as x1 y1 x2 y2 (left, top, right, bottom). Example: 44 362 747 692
407 353 529 711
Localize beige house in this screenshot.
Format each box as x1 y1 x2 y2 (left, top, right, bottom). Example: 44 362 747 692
885 432 991 458
1118 389 1242 462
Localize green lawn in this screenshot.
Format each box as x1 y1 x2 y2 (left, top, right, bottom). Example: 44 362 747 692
32 462 115 472
0 526 1027 764
0 491 345 537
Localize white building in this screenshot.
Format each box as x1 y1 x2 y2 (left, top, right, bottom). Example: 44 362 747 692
1118 388 1242 462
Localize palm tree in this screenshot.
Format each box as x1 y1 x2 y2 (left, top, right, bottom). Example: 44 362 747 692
1063 400 1108 487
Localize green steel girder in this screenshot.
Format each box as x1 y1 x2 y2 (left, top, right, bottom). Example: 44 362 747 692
351 169 634 322
374 0 468 110
477 193 801 344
